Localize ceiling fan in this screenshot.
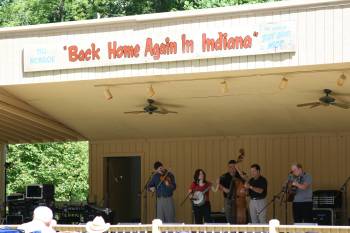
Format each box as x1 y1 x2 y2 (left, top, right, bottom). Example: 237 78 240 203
297 89 350 109
124 99 179 115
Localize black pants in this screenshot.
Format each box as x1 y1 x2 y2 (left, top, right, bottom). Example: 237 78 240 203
292 202 313 223
193 201 212 224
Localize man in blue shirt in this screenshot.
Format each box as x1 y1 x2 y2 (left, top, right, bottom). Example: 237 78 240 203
148 161 176 222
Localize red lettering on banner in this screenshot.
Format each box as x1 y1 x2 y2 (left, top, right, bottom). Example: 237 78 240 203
108 41 140 59
64 43 100 62
202 33 253 52
144 37 177 60
61 31 258 63
181 34 194 53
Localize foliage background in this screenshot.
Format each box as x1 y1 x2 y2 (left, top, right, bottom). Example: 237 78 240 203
6 142 89 201
0 0 278 27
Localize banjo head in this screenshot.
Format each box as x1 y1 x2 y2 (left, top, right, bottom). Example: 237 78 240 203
192 191 205 206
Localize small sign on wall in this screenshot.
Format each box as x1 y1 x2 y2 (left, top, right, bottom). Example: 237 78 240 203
23 21 296 72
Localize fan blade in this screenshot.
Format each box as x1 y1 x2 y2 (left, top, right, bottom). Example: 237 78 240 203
310 103 322 108
296 102 320 107
156 106 178 114
163 110 178 114
154 110 178 114
332 95 350 105
124 111 145 114
153 100 184 108
154 111 167 114
331 102 350 109
331 92 350 97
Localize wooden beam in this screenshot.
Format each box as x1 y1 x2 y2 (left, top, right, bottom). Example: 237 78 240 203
0 138 7 144
0 113 58 141
0 126 31 142
0 88 49 117
0 102 84 139
0 111 70 141
0 129 21 143
0 120 43 142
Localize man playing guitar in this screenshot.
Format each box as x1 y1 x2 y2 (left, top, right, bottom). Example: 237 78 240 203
188 169 219 224
289 163 313 223
148 161 176 223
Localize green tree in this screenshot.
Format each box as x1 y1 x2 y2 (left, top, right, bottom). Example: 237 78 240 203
0 0 280 27
6 142 89 201
181 0 277 10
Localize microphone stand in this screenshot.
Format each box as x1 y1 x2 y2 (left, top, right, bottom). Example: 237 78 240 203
282 189 288 224
141 172 155 223
3 162 10 220
258 189 284 219
340 176 350 225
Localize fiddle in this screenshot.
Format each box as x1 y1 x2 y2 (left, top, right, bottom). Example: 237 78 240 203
157 168 173 188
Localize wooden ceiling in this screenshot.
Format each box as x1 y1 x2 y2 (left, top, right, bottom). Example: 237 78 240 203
0 88 85 143
3 68 350 142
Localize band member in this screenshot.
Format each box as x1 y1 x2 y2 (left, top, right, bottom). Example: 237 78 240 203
244 164 268 224
188 169 219 224
219 160 244 224
290 163 313 223
148 161 176 223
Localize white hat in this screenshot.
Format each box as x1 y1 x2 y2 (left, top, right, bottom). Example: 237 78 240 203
33 206 53 224
86 216 110 233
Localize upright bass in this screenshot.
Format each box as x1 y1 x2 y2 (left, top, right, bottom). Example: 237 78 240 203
227 148 247 224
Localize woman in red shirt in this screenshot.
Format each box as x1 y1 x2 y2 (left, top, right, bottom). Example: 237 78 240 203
188 169 219 224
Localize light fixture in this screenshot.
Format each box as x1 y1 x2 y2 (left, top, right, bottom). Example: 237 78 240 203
148 84 156 97
220 80 229 93
337 73 347 87
279 76 288 90
104 88 113 100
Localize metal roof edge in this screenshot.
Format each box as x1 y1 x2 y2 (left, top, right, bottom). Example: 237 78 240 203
0 0 349 35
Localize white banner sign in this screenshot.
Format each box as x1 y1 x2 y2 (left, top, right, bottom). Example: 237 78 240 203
23 21 296 72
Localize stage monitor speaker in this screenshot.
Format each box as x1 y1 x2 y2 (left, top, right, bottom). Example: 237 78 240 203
7 193 24 202
6 215 23 224
26 184 54 200
313 208 334 225
42 184 55 200
210 212 226 223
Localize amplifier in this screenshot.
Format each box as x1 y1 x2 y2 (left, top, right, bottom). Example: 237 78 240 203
313 190 342 208
8 200 26 216
210 212 226 223
42 184 55 200
26 184 55 200
6 215 23 224
6 193 24 202
313 208 334 225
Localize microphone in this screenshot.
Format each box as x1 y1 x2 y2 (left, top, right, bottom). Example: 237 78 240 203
114 175 123 183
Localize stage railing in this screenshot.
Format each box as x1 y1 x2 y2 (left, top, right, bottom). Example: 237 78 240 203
2 219 350 233
54 224 152 233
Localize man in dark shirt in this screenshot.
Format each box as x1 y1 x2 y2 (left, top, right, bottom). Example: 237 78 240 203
219 160 243 224
148 161 176 223
245 164 268 223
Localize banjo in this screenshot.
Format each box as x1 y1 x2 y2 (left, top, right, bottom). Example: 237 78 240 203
191 186 211 206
